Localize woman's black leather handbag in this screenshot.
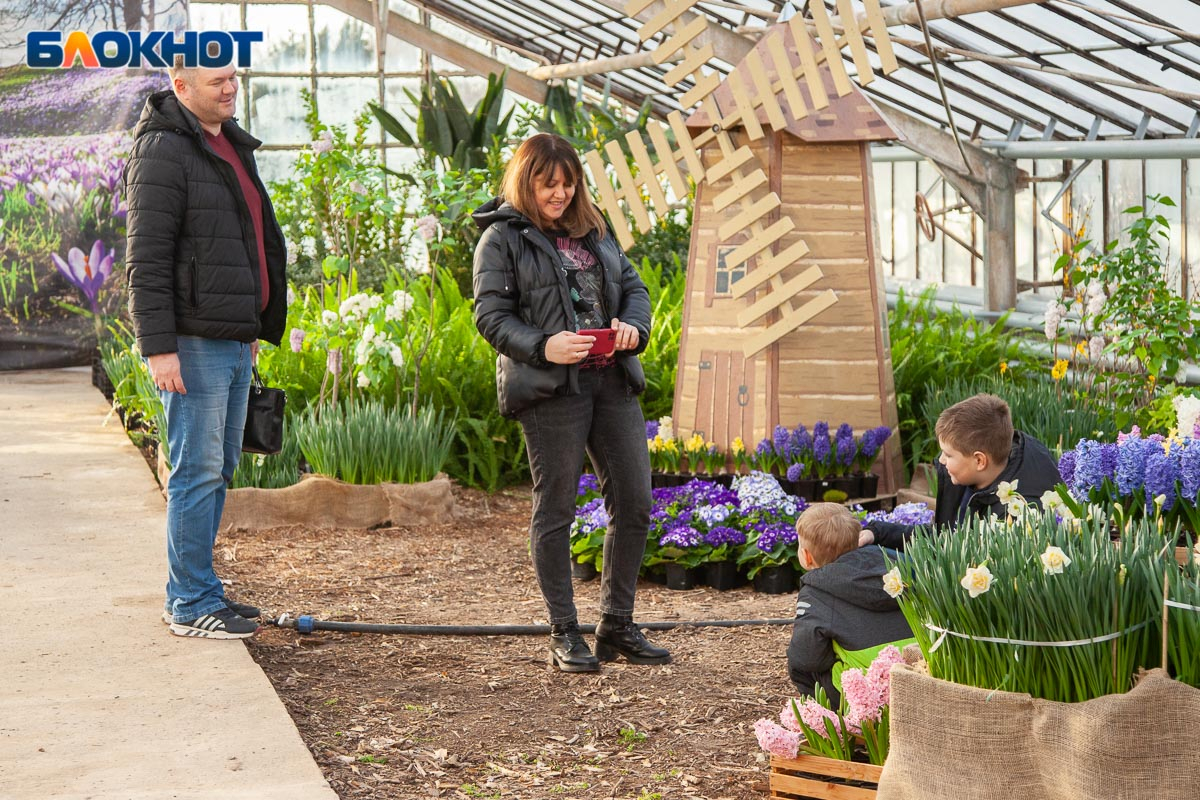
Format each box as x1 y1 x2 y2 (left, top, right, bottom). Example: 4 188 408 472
243 368 286 455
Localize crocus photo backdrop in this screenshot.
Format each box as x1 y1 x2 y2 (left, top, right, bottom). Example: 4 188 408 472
0 1 178 369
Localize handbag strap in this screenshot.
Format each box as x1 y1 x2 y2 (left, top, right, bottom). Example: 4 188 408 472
251 366 267 392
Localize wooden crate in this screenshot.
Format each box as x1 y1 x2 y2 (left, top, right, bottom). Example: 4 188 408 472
769 754 882 799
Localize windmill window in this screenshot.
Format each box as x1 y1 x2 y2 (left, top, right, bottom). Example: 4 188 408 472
714 246 746 296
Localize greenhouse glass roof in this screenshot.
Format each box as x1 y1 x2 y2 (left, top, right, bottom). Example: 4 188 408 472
411 0 1200 141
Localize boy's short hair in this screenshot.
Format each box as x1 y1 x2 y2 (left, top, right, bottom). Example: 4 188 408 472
796 503 860 567
935 393 1013 463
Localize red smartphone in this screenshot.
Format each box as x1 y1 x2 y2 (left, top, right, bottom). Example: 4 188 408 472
578 328 617 356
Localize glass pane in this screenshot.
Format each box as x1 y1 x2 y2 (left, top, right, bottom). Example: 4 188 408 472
315 77 379 136
249 77 310 145
1014 158 1034 287
872 161 893 273
190 3 240 31
1069 160 1102 254
256 149 302 186
314 7 375 73
1145 159 1183 292
941 186 974 288
1187 161 1200 301
450 76 488 114
1034 159 1067 294
384 34 422 72
1105 160 1142 246
891 161 916 281
915 161 941 282
246 4 311 73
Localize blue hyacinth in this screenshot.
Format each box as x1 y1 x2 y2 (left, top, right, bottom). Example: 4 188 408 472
1143 443 1180 513
1115 436 1152 495
1058 450 1077 488
1180 439 1200 505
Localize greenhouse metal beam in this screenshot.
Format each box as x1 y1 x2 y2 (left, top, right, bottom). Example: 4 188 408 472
322 0 550 102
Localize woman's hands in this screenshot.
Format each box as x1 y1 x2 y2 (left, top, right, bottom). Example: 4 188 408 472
544 318 639 365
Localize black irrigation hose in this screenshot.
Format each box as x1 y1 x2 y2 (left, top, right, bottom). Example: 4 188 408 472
268 614 794 636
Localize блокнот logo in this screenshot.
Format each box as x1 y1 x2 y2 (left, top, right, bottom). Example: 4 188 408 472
26 30 263 69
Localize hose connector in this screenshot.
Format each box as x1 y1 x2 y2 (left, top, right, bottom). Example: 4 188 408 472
296 614 316 634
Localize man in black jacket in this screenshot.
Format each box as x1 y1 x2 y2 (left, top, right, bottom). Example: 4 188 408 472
124 62 286 639
861 393 1062 550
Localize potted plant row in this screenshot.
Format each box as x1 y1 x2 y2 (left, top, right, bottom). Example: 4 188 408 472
645 418 892 502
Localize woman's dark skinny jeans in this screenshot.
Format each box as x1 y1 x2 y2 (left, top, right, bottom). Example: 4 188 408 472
517 364 651 625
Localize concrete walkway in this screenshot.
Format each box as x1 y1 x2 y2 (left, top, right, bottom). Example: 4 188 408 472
0 368 337 800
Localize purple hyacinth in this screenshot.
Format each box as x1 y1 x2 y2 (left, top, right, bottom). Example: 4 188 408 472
835 424 856 468
645 420 660 439
863 426 891 458
786 462 807 481
1071 440 1115 498
790 424 812 459
812 421 831 465
1143 444 1180 512
1058 450 1077 488
1115 437 1152 495
578 473 600 495
1180 439 1200 506
773 424 791 457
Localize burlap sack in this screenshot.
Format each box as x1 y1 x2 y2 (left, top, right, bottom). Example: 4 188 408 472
879 666 1200 800
219 473 459 531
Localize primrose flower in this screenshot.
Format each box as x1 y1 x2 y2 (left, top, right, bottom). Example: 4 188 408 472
1040 545 1072 574
960 564 994 598
882 567 904 598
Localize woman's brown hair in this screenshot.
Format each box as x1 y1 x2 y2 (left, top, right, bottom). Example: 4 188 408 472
501 133 607 239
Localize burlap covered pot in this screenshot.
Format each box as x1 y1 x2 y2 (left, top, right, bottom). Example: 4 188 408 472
878 665 1200 800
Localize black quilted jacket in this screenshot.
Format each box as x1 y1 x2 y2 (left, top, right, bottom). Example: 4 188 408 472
123 91 286 356
471 198 652 418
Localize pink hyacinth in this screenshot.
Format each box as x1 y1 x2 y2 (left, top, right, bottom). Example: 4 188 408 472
841 670 885 729
754 718 800 759
289 327 305 353
326 348 343 376
781 697 843 737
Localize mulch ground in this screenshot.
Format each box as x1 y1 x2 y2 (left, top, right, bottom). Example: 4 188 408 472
218 485 799 800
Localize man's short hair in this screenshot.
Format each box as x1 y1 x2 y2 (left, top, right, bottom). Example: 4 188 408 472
935 393 1013 463
167 55 193 87
796 503 860 567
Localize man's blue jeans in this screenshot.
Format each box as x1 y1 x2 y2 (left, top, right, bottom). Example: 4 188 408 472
159 336 253 623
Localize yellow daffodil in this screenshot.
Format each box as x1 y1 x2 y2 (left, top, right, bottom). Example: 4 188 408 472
999 361 1008 374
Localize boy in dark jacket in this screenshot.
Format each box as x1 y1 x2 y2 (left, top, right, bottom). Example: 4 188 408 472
788 504 913 704
862 393 1062 551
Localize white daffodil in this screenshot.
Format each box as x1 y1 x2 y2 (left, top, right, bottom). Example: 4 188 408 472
960 564 994 598
997 480 1020 504
882 567 904 599
1041 490 1076 521
1040 545 1072 575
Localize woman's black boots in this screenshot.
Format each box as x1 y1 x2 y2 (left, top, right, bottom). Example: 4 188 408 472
549 621 600 672
594 614 672 664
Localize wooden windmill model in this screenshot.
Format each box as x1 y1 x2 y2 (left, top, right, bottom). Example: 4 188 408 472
584 1 905 494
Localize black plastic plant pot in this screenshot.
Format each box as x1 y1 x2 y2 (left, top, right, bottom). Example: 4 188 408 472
571 559 598 582
642 567 667 585
859 473 880 499
830 475 861 498
753 565 798 594
703 560 742 591
665 563 702 590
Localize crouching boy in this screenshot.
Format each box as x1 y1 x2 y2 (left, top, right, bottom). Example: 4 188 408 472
788 503 913 705
860 393 1062 551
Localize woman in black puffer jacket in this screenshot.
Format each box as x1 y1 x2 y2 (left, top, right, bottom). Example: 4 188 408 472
472 133 670 673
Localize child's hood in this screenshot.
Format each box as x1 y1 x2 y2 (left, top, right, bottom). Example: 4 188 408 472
802 547 899 612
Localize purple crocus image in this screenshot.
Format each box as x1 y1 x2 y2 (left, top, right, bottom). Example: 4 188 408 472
51 240 114 314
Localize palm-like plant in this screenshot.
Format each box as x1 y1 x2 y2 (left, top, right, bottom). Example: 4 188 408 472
371 70 513 173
